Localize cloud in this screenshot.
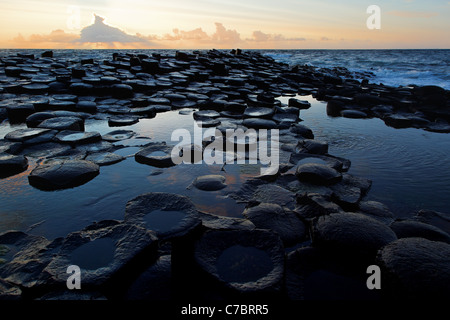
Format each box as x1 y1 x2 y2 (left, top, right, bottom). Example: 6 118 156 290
158 23 243 48
8 17 317 49
77 14 152 46
11 29 80 48
249 30 306 42
162 27 210 41
211 23 242 44
387 10 438 18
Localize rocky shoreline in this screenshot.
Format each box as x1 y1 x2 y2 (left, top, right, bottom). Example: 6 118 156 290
0 49 449 300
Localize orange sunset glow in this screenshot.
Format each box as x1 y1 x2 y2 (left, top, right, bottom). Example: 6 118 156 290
0 0 449 49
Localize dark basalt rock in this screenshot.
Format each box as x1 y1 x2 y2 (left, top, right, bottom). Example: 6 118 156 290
192 175 227 191
376 237 450 298
4 128 51 142
242 118 277 129
0 140 22 155
193 110 220 120
383 114 413 129
413 209 450 234
102 130 135 142
288 98 311 109
289 124 314 139
296 139 328 155
74 141 114 153
28 159 100 191
243 107 275 119
135 142 176 168
26 112 57 128
129 106 156 118
358 200 395 225
125 255 172 300
285 245 381 300
290 153 344 172
389 220 450 243
329 173 371 210
21 129 58 146
55 131 102 145
69 82 93 96
171 100 197 109
0 153 28 178
19 142 72 158
340 109 368 119
243 203 306 246
108 116 139 127
194 229 285 296
296 163 342 185
198 211 256 231
6 103 35 123
42 222 158 296
251 184 297 209
0 231 60 296
0 279 22 300
76 101 97 113
326 100 344 117
312 212 397 255
38 116 84 131
84 152 125 166
272 112 298 123
294 192 343 219
125 192 201 241
41 51 53 58
22 83 50 95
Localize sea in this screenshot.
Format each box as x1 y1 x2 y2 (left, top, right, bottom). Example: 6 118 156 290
262 49 450 90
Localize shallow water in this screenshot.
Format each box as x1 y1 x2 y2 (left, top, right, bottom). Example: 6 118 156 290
1 92 450 240
279 95 450 218
0 110 252 240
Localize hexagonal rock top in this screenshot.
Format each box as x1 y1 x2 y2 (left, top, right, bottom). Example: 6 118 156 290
125 192 202 241
194 229 285 295
28 159 100 191
296 163 342 185
0 154 28 178
377 237 450 298
312 212 397 255
134 142 176 168
42 222 158 292
192 175 227 191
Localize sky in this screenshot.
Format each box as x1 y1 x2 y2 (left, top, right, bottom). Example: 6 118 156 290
0 0 449 49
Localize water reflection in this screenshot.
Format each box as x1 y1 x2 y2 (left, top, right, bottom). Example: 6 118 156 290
1 97 450 241
279 95 450 217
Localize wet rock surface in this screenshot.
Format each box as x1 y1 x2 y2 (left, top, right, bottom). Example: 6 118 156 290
0 153 28 178
377 237 450 298
194 229 285 296
125 192 201 241
192 175 227 191
28 159 100 190
0 49 449 301
312 212 397 255
42 221 158 297
243 203 306 246
296 163 342 185
135 142 175 168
